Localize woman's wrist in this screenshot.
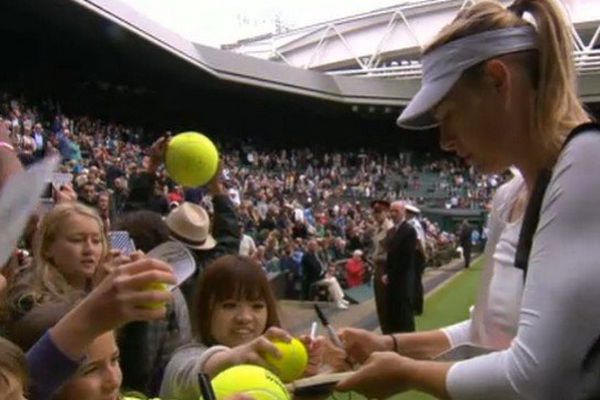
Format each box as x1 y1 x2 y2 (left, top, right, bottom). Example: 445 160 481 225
408 359 453 399
203 348 236 377
50 305 101 360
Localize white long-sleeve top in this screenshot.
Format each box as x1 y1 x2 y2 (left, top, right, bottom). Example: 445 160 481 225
443 173 525 349
444 130 600 399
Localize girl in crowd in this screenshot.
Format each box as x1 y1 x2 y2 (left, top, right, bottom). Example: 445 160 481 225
337 0 600 399
160 255 325 400
7 202 108 318
0 336 28 399
4 257 175 400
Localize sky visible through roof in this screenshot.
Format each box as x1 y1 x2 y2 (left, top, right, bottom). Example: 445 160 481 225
120 0 423 47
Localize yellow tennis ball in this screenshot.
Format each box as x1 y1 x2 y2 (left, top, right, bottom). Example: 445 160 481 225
165 132 219 187
207 365 291 400
263 338 308 383
141 282 168 309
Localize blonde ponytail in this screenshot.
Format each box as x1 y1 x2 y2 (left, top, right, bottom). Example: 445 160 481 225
426 0 590 164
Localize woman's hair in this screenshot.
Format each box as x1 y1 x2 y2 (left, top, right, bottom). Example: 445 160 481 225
192 255 281 345
113 210 169 253
7 202 107 318
5 298 77 352
0 337 28 393
426 0 589 164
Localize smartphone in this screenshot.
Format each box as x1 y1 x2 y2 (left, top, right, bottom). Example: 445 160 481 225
108 231 136 256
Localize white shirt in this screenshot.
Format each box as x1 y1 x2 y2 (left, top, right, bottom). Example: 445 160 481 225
239 234 257 257
408 217 426 249
228 188 241 207
444 131 600 399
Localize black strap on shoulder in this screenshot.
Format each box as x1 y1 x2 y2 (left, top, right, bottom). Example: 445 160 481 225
514 122 600 280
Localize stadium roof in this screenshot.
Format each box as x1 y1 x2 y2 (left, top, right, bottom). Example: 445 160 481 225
67 0 415 108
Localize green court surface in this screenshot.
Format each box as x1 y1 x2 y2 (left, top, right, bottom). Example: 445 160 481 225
333 257 483 400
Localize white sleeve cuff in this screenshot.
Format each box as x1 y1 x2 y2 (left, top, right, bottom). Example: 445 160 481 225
441 319 472 348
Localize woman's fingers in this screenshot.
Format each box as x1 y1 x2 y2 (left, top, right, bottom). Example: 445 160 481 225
252 336 282 360
113 270 176 292
117 258 174 277
263 326 292 342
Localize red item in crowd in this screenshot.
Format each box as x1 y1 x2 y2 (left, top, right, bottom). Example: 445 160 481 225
345 258 365 288
168 191 184 204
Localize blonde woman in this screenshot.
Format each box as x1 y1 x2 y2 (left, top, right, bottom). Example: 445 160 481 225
337 0 600 399
7 202 108 319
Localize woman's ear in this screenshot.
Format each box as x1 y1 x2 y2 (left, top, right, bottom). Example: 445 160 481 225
484 59 512 105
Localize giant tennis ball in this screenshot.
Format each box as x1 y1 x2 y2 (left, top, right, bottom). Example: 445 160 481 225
263 338 308 383
207 365 291 400
141 282 168 309
165 132 219 187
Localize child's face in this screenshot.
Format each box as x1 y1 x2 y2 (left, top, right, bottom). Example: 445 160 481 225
0 372 26 400
210 298 268 348
55 332 122 400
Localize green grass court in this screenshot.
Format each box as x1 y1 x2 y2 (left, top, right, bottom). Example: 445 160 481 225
332 257 483 400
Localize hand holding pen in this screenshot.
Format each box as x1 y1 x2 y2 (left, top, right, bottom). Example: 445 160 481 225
298 320 326 377
314 304 356 370
313 304 343 346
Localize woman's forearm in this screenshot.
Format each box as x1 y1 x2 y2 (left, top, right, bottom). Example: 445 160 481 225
202 349 235 378
409 359 453 399
394 330 452 360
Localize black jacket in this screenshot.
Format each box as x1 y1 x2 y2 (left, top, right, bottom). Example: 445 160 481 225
385 221 417 304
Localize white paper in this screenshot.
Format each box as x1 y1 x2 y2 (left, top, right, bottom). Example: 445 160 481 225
0 156 60 268
147 240 196 290
433 343 496 361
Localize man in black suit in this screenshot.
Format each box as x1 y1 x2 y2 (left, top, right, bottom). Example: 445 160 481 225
382 201 417 333
458 219 474 268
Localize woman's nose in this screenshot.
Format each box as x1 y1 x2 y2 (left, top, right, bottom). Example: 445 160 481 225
102 364 121 391
235 305 253 322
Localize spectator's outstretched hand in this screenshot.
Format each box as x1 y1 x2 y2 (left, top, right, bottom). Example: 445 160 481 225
53 183 77 204
92 249 144 287
49 258 175 360
204 326 292 377
298 334 326 376
148 136 169 172
207 159 224 195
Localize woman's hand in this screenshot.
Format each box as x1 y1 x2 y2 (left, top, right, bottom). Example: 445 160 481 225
336 351 414 399
298 334 326 377
338 327 391 364
212 327 292 376
78 257 175 331
206 160 224 195
147 136 169 173
50 258 176 360
321 337 353 372
53 183 77 204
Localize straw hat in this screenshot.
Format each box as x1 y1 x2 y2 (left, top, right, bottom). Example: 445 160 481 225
165 202 216 250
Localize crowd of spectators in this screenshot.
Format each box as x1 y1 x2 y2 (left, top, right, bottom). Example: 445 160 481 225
2 92 495 296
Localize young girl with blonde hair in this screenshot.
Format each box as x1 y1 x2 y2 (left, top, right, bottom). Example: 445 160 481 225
7 202 108 319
